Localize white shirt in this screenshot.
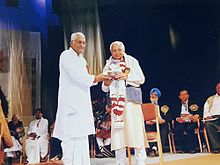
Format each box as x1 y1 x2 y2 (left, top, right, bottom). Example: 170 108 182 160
203 94 220 118
28 117 48 137
181 100 190 115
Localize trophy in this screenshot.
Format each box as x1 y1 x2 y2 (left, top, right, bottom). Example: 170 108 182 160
103 60 121 79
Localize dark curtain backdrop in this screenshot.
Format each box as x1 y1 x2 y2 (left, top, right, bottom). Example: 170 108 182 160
42 0 220 122
97 1 220 112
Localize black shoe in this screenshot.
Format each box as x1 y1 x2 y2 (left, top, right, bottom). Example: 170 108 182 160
152 147 159 157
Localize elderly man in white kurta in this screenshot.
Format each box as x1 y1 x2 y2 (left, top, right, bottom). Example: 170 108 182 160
203 82 220 153
25 109 49 164
102 41 147 165
53 32 109 165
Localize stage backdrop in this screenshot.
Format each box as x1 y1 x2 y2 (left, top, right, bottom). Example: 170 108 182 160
0 22 41 125
61 0 105 74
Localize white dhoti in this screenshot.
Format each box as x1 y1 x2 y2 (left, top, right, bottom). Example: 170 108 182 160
61 136 90 165
111 102 147 149
111 102 147 165
4 136 22 157
25 135 48 164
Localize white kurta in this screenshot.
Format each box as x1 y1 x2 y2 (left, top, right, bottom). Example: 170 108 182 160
53 47 95 140
203 94 220 118
25 117 49 164
102 54 147 150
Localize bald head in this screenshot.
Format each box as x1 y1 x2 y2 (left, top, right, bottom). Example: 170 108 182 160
12 114 19 124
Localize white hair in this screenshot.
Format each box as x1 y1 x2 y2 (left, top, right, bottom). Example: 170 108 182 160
110 41 125 51
70 32 85 41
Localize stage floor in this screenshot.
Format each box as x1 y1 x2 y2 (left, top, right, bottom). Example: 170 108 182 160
91 153 220 165
12 153 220 165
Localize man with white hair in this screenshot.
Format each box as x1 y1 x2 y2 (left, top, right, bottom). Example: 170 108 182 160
53 32 109 165
102 41 147 165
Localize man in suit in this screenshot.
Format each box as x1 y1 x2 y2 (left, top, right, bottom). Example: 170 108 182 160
172 89 200 153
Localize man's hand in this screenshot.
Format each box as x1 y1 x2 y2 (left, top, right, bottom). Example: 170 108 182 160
104 78 113 86
191 114 199 122
204 116 213 120
28 132 37 139
146 121 155 125
176 117 183 123
115 72 128 80
159 119 166 124
94 74 109 83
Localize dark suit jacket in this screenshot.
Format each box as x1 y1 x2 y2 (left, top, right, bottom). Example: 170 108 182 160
171 100 202 120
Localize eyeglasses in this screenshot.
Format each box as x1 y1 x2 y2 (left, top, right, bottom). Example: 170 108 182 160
73 40 87 45
111 48 123 53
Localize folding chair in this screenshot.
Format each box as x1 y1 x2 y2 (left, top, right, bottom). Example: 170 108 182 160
170 117 211 153
201 120 211 153
19 126 28 164
142 103 164 165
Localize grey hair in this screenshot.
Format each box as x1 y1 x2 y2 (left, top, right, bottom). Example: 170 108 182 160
70 32 85 41
110 41 125 51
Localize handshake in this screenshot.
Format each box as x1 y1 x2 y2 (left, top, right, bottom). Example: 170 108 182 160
94 73 110 83
94 72 128 84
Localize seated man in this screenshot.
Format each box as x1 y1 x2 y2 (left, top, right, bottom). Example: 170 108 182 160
203 82 220 153
4 114 25 165
145 88 171 156
172 89 200 153
25 108 49 164
95 104 113 158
